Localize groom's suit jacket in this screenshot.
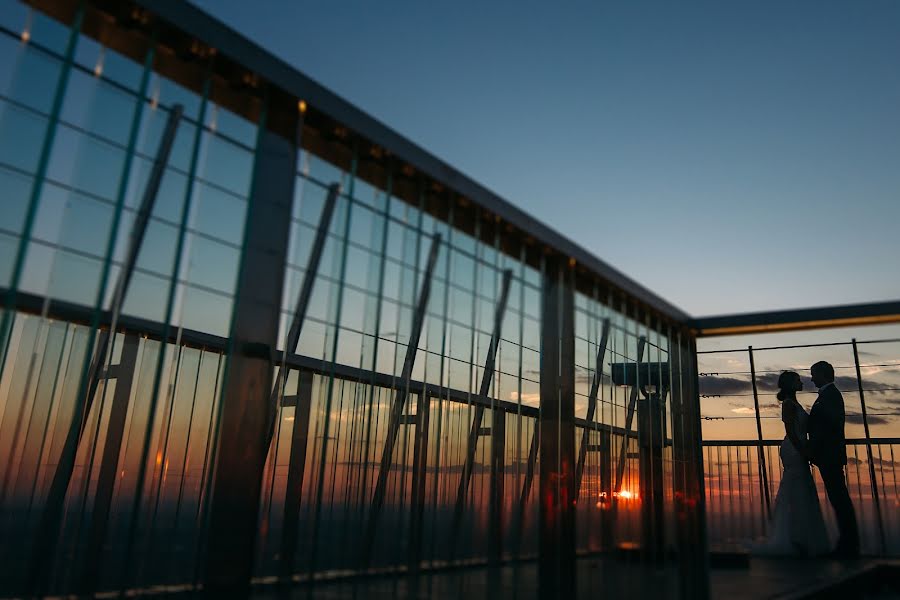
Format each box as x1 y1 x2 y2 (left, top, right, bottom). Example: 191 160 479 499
807 383 847 468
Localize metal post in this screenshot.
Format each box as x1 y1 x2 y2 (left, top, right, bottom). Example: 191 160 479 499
362 233 441 566
408 391 431 571
638 388 666 562
449 269 513 556
77 333 140 593
538 258 575 599
488 406 506 564
278 369 314 582
671 331 709 599
514 423 539 557
575 318 611 496
598 427 613 549
852 339 886 555
203 102 298 596
748 346 772 519
613 336 646 494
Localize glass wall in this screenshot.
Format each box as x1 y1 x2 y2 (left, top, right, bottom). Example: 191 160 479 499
0 1 704 598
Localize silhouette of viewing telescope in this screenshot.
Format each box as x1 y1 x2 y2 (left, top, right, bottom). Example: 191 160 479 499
610 362 670 397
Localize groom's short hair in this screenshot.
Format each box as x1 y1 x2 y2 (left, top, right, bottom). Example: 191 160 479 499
811 361 835 381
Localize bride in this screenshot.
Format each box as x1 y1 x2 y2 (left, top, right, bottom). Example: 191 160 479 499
753 370 830 556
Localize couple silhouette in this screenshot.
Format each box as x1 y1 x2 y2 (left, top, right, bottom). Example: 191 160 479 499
754 361 860 558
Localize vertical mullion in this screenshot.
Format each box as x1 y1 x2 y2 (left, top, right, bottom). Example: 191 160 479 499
202 86 298 595
307 149 357 576
427 200 453 564
538 257 575 599
278 369 313 581
358 170 392 527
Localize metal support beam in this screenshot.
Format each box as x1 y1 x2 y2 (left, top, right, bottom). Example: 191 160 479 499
598 427 613 550
514 424 539 557
671 332 709 599
265 184 339 448
638 389 667 562
77 333 140 593
690 300 900 337
361 233 441 567
613 336 646 494
26 104 183 596
203 107 298 597
852 339 887 555
407 392 431 570
488 404 506 564
450 269 512 558
538 259 575 599
82 104 185 437
748 347 772 519
575 318 611 497
278 369 314 582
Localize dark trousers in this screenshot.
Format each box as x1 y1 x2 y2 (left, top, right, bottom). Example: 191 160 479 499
819 465 859 551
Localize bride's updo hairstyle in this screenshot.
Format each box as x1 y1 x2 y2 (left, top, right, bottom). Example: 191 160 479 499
776 371 800 401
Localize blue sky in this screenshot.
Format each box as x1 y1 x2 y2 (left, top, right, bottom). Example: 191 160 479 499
191 0 900 317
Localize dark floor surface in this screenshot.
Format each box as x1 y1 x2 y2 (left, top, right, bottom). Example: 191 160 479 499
248 556 896 599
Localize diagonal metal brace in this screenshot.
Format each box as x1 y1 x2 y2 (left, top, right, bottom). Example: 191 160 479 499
360 233 442 566
265 183 339 448
575 318 611 497
81 103 185 438
449 268 513 554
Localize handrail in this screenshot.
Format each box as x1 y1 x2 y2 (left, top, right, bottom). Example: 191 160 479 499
2 287 644 437
701 437 900 447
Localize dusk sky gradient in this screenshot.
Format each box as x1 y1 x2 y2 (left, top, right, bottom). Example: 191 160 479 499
191 0 900 317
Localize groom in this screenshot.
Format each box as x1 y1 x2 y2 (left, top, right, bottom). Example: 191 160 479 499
807 361 860 558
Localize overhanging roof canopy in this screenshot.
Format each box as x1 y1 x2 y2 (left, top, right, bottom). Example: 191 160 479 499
690 300 900 337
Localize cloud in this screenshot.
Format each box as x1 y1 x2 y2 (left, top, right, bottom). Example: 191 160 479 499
846 413 890 425
831 375 883 394
698 372 786 397
870 398 900 408
509 391 540 403
698 376 751 396
845 404 900 425
699 372 896 399
730 403 778 415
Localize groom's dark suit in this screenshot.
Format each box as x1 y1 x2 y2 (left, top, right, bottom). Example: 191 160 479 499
808 382 859 554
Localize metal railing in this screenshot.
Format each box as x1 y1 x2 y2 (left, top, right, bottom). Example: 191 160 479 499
702 438 900 556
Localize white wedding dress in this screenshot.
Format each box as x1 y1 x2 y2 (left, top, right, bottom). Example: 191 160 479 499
753 399 830 556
